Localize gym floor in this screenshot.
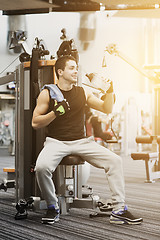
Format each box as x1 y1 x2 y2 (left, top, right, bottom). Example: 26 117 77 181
0 147 160 240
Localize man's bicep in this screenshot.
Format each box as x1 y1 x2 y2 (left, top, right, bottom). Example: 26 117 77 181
34 102 49 117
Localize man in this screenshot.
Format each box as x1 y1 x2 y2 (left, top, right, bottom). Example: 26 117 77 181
32 55 143 225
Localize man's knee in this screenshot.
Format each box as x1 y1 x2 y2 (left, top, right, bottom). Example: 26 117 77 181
110 154 123 169
35 164 51 177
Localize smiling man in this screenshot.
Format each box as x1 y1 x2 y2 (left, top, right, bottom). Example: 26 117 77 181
32 55 143 225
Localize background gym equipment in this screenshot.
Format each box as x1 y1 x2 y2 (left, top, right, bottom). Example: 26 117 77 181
105 44 159 84
0 168 15 191
106 45 160 180
131 135 160 182
57 28 79 63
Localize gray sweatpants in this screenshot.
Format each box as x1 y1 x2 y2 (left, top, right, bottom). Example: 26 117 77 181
35 136 125 210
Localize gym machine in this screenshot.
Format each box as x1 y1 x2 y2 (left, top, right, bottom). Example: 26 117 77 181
15 58 56 201
131 85 160 182
0 71 16 191
131 136 160 182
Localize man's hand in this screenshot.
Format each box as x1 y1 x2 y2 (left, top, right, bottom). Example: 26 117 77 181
106 80 113 93
101 80 114 101
53 99 70 117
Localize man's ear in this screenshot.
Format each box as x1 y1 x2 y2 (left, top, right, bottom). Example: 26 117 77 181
58 69 63 77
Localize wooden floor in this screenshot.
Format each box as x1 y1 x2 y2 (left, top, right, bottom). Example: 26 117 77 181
0 147 160 240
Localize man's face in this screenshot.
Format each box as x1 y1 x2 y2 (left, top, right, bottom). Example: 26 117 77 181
60 60 78 83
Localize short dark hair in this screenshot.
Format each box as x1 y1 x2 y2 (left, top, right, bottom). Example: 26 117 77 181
55 55 77 79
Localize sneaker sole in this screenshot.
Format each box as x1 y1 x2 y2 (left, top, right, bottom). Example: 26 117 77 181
110 217 143 225
41 216 60 224
42 220 55 225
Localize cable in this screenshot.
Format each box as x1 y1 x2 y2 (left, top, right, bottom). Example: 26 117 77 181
0 55 20 75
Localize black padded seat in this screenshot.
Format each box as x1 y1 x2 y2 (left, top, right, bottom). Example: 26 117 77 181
60 155 85 165
131 152 158 161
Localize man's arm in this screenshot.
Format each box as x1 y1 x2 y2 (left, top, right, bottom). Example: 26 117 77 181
32 89 56 129
85 88 114 114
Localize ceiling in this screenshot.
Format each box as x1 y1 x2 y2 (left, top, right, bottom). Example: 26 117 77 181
93 0 160 10
1 0 160 15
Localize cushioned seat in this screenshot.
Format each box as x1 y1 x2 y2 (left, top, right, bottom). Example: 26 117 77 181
131 152 158 161
60 155 85 165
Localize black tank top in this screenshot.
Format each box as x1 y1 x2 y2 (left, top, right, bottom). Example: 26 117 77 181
46 85 86 141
